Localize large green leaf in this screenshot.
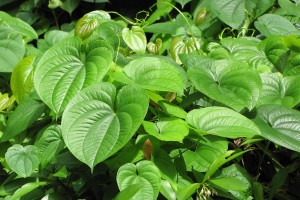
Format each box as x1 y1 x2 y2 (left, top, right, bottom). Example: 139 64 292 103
122 26 147 55
10 55 35 103
0 11 37 41
34 36 114 116
61 83 149 169
123 57 184 95
278 0 300 17
258 73 300 108
210 0 245 29
117 161 161 200
5 145 40 178
0 31 25 73
254 14 300 36
35 125 64 168
187 62 262 111
187 107 261 138
253 105 300 153
1 92 47 142
143 117 188 142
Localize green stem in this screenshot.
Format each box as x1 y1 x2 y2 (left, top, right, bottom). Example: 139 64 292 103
106 11 138 25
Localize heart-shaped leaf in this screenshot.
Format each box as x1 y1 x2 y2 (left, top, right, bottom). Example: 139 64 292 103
187 61 262 111
35 125 64 168
34 36 114 116
123 57 184 95
61 83 149 169
253 104 300 153
10 55 35 103
187 107 261 138
122 26 147 55
258 73 300 108
117 160 161 200
5 144 40 178
170 37 200 64
143 117 189 142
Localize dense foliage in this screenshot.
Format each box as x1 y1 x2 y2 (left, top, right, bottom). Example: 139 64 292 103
1 0 300 199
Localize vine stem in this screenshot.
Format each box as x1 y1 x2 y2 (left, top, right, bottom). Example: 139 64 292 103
106 11 138 25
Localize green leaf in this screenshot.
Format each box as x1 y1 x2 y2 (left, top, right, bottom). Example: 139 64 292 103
253 182 264 200
61 83 149 169
10 55 35 103
259 36 289 73
5 145 40 178
117 160 161 200
187 107 261 138
254 14 300 36
0 93 15 112
0 11 38 41
114 184 143 200
35 125 64 168
160 180 176 200
210 164 252 199
175 0 192 8
145 0 173 25
34 36 114 116
158 100 187 119
187 61 262 111
258 73 300 108
254 105 300 153
284 54 300 76
122 26 147 55
250 0 274 17
269 168 288 200
0 31 25 73
170 37 200 64
210 0 245 29
209 177 247 191
278 0 300 17
124 57 184 95
11 182 46 200
60 0 80 15
1 92 47 142
143 117 188 142
177 183 200 200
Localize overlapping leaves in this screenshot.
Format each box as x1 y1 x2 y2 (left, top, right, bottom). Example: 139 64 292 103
34 36 114 116
61 83 149 169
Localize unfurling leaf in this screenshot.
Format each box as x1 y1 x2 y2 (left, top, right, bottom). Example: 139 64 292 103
122 26 147 55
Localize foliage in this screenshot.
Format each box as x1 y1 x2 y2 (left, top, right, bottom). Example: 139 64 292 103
0 0 300 199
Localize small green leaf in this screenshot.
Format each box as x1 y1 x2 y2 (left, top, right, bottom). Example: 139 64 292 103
122 26 147 55
187 107 261 138
60 0 80 15
278 0 300 17
35 125 64 168
11 182 46 200
0 93 15 112
209 177 247 191
170 37 200 64
10 55 35 103
117 160 161 200
5 145 40 178
143 118 188 142
254 105 300 153
253 182 264 200
62 83 149 169
158 100 187 119
124 57 184 95
1 92 47 142
254 14 300 36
